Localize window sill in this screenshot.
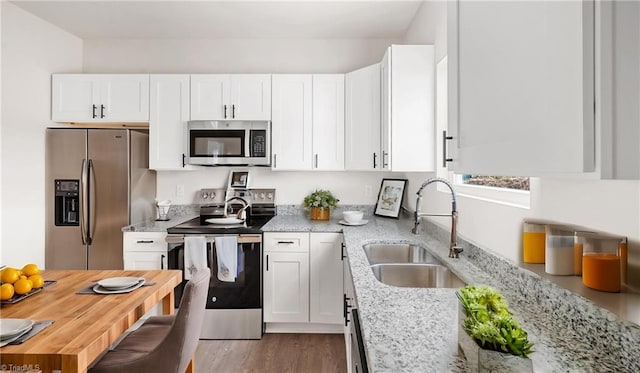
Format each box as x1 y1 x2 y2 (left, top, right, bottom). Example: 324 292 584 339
448 183 530 209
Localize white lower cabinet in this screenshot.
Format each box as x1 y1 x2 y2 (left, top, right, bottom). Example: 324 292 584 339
123 232 168 270
263 232 344 329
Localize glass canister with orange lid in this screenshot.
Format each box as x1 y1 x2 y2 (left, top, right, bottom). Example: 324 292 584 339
522 220 546 263
578 232 627 292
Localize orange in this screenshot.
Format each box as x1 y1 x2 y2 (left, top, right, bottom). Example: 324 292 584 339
29 274 45 289
0 283 14 300
1 268 20 284
22 263 39 277
13 278 33 295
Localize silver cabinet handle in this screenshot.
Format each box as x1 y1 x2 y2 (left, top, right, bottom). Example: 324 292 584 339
273 153 277 168
232 104 236 118
382 151 389 168
100 105 105 118
137 240 154 244
223 105 227 119
92 105 97 119
442 130 453 168
266 254 269 271
373 153 378 169
314 154 318 169
277 241 295 244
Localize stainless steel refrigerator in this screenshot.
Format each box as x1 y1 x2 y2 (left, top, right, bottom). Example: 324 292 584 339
45 128 156 269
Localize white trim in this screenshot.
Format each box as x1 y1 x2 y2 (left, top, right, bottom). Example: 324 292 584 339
450 177 530 209
265 322 343 334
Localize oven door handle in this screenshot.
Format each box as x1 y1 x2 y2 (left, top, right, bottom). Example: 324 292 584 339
166 234 262 244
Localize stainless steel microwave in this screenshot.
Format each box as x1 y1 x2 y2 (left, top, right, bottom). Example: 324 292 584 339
186 120 271 166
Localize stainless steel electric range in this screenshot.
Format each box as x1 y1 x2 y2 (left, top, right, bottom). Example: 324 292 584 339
166 188 275 339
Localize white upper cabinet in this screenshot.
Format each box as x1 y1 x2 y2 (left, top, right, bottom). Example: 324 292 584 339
598 1 640 179
345 63 381 171
271 74 344 171
381 45 436 172
190 74 271 120
149 74 196 171
447 0 595 176
312 74 345 171
271 75 313 170
52 74 149 123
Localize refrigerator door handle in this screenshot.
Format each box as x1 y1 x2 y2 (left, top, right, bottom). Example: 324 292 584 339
88 159 97 245
80 159 88 245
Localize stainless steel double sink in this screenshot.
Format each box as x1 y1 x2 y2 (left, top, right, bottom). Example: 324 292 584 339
363 243 465 288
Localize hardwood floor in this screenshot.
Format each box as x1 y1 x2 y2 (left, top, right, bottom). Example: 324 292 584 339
195 333 347 373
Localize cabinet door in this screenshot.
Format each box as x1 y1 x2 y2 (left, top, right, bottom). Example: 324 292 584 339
124 251 167 270
190 74 230 120
309 233 344 324
52 74 101 122
345 64 381 171
380 50 391 171
312 75 345 171
149 74 194 170
230 75 271 120
101 75 149 122
389 45 435 172
271 75 313 170
448 0 595 176
264 251 310 323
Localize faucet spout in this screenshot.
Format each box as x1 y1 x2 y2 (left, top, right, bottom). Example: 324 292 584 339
411 177 462 259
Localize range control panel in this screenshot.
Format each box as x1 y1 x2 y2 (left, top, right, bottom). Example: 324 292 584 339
196 188 275 206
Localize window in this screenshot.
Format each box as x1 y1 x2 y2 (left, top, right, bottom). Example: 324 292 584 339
460 175 529 191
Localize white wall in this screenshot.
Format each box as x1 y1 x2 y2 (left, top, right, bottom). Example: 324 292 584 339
83 38 397 73
403 1 640 288
158 168 395 206
1 2 83 268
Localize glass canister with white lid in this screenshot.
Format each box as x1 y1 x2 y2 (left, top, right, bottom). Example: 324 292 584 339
578 232 627 292
545 224 575 275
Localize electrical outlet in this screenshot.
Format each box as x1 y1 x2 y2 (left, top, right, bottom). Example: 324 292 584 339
176 184 185 197
364 185 373 198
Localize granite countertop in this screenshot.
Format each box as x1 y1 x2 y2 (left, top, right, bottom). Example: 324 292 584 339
128 207 640 372
122 214 197 232
263 213 640 373
263 214 470 372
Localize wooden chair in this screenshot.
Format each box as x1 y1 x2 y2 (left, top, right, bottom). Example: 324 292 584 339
89 268 210 373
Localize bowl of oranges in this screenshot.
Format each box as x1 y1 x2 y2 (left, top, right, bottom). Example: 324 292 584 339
1 264 49 304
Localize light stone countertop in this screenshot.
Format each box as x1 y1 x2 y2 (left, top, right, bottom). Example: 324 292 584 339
263 213 640 373
127 207 640 373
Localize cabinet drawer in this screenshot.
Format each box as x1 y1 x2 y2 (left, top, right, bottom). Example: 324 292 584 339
123 232 167 252
264 232 309 253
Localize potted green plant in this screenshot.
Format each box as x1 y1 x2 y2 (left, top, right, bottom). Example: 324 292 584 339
457 285 534 372
303 189 339 220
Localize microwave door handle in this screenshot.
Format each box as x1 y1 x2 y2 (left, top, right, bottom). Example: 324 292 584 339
246 129 251 158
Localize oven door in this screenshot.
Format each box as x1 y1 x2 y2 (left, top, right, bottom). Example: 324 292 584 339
167 234 262 309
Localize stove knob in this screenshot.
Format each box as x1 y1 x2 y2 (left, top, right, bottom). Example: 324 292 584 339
259 193 266 200
210 192 216 199
201 192 209 199
267 193 273 200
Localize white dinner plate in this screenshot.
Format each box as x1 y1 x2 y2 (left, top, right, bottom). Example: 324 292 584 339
0 319 34 340
338 219 368 226
97 277 144 290
205 217 245 225
93 279 145 294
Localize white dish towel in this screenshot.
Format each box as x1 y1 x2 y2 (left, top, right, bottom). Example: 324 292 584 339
214 236 238 282
184 236 207 280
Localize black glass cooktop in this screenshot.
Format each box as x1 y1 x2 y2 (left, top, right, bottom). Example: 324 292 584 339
167 215 273 235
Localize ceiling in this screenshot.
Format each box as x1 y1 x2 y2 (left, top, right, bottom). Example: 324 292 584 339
10 1 423 40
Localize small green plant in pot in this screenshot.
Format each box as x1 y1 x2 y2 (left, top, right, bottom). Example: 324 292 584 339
457 285 534 372
303 189 338 220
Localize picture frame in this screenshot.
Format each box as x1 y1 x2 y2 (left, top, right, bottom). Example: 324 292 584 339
228 170 249 189
374 178 408 219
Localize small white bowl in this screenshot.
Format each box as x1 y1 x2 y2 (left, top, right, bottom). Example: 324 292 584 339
343 211 364 224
